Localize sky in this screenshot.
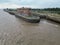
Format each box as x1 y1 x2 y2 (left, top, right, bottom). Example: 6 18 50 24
0 0 60 9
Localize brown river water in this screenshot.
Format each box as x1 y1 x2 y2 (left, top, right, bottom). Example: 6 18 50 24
0 10 60 45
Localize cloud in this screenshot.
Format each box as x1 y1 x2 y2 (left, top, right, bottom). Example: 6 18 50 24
0 0 60 8
0 3 20 9
0 3 38 9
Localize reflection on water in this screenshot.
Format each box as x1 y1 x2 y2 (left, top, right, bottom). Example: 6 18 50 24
0 10 60 45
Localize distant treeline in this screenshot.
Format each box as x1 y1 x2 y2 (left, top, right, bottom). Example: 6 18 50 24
31 8 60 14
4 8 60 14
4 8 17 11
31 8 60 11
4 8 60 11
42 8 60 11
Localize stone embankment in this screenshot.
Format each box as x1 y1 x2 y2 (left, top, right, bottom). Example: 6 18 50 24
33 12 60 23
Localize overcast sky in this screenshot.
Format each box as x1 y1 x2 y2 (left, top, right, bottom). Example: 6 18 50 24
0 0 60 9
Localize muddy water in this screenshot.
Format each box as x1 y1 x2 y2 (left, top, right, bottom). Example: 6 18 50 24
0 10 60 45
